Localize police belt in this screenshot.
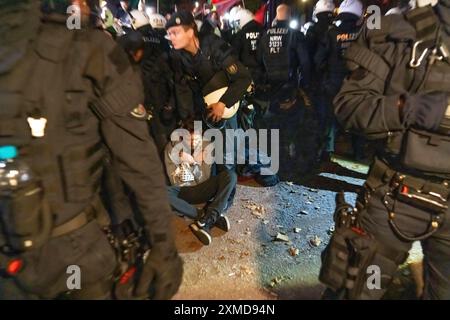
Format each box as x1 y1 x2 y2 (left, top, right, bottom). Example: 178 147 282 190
51 195 109 238
368 159 450 199
367 158 449 241
368 158 450 214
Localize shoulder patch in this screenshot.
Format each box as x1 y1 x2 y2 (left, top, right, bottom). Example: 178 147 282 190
130 104 148 119
226 63 238 75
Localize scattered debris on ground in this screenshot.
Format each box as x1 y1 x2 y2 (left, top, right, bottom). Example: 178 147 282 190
268 275 292 288
288 247 299 256
309 236 322 247
274 233 290 242
174 156 418 299
244 200 266 219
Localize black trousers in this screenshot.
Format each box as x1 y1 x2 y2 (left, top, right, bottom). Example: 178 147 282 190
0 220 116 300
357 182 450 299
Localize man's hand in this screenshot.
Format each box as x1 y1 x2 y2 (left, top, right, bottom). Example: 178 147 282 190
207 102 226 123
134 246 183 300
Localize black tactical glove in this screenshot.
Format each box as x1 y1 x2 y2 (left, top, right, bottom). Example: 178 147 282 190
402 93 449 131
134 245 183 300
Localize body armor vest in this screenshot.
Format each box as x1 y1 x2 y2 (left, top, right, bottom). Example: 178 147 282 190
0 22 105 249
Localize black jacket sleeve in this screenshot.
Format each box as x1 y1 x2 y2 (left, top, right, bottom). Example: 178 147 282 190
208 35 252 107
333 26 404 137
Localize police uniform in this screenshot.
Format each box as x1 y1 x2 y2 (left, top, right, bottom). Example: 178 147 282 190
320 3 450 299
258 19 314 177
305 14 334 63
230 20 264 86
314 12 362 158
136 24 176 155
0 1 182 299
306 0 335 58
259 19 311 92
305 12 334 148
169 31 252 122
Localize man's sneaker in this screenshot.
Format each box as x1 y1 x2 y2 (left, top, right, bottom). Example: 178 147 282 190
214 215 230 232
189 222 212 245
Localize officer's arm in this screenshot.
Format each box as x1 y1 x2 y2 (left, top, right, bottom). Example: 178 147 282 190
86 38 176 252
211 36 252 107
334 72 404 136
333 30 404 137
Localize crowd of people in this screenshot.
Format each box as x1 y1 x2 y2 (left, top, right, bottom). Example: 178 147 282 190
102 0 370 245
0 0 449 300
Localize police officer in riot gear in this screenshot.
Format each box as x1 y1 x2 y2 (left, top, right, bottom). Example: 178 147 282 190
306 0 336 60
259 4 311 95
320 0 450 299
148 12 170 53
305 0 335 160
127 10 175 155
0 0 182 300
314 0 364 162
258 4 313 180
